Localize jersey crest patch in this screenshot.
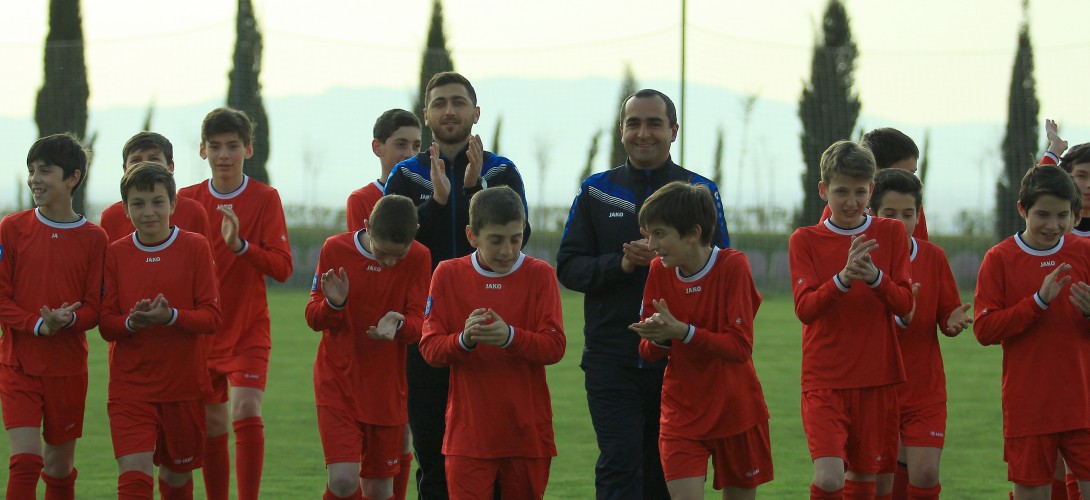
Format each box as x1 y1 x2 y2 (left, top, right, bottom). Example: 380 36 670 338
0 244 4 261
311 274 319 291
425 296 433 316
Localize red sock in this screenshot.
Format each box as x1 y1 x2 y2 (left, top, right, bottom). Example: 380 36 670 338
42 467 77 500
7 453 44 500
1054 478 1069 500
118 470 153 500
1067 473 1081 500
844 479 877 500
324 484 363 500
811 483 844 499
234 416 265 500
892 462 909 500
393 452 413 500
159 477 194 500
202 433 231 500
907 483 941 500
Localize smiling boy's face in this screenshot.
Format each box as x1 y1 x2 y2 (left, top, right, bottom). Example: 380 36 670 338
467 220 524 274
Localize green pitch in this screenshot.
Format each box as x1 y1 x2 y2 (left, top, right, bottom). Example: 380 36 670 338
0 289 1008 498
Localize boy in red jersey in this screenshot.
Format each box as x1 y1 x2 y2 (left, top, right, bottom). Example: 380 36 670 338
1040 120 1090 240
346 109 422 232
820 128 928 240
100 162 221 500
790 140 914 499
419 186 564 498
868 168 972 500
975 165 1090 500
630 181 771 500
306 195 431 500
178 108 293 500
99 132 212 242
0 133 107 499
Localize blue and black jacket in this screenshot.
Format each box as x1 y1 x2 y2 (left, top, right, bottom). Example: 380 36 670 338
556 158 729 368
384 144 530 270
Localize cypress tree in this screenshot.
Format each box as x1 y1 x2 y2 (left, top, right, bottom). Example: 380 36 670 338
414 0 455 147
997 9 1039 241
228 0 271 185
610 64 639 169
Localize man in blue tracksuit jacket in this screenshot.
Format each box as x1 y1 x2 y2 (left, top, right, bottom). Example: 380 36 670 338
384 71 529 499
557 89 729 500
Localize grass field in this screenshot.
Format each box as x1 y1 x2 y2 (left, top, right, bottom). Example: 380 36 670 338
0 289 1010 498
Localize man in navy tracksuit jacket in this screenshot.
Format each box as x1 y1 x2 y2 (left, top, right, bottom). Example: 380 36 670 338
557 89 729 500
384 72 529 499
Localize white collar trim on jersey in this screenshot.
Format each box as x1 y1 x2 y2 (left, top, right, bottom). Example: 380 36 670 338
372 180 384 190
353 229 376 260
822 214 872 236
1014 232 1064 257
471 251 526 278
132 227 179 253
207 175 249 200
34 208 86 229
1073 228 1090 238
909 237 918 263
676 246 720 283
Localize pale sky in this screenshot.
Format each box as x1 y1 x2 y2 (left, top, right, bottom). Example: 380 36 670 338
2 0 1089 232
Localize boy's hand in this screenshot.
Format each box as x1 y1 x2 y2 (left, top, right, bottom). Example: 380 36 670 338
945 303 973 335
1046 119 1068 157
901 282 921 324
129 294 172 328
1039 263 1073 305
621 238 654 273
38 301 81 336
628 299 688 343
465 309 510 347
1069 282 1090 317
368 311 405 341
320 267 349 306
429 142 451 206
840 235 878 284
465 135 484 188
217 206 244 252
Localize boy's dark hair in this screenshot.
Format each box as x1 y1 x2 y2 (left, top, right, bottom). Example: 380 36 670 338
374 109 421 143
201 107 255 145
1060 143 1090 173
870 168 923 211
638 181 716 246
621 89 678 127
27 133 88 194
122 132 174 168
368 195 418 245
469 186 525 234
820 140 877 184
121 161 176 204
861 128 919 169
425 72 477 106
1019 164 1081 215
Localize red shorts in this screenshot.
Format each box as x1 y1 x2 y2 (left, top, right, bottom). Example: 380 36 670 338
802 385 899 474
317 405 403 478
108 398 206 472
206 348 269 404
0 365 87 444
899 401 946 448
659 421 774 489
445 455 551 499
1005 430 1090 486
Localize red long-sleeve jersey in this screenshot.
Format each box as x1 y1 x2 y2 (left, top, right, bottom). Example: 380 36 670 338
974 234 1090 437
637 248 769 439
0 209 106 377
99 197 212 244
419 252 565 459
345 181 383 232
178 176 292 361
305 231 430 426
897 238 963 411
99 229 221 401
821 203 928 240
790 215 913 391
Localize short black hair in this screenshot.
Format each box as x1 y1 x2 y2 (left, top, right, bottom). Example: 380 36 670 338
469 186 525 234
369 195 418 244
121 161 176 204
122 132 174 169
425 72 477 106
26 133 88 194
1060 143 1090 174
201 107 255 146
861 128 919 169
621 89 677 127
373 109 421 143
1019 164 1080 215
870 168 922 211
639 182 716 246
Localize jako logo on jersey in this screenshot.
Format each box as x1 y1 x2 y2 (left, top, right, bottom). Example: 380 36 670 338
744 468 761 478
685 286 702 294
367 265 382 272
217 204 233 209
1041 260 1056 267
52 233 58 239
419 194 431 200
146 257 160 263
486 283 502 289
174 456 194 465
425 297 432 315
608 212 624 218
311 274 319 291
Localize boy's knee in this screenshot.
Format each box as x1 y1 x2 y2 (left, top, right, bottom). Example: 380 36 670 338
910 464 939 488
328 473 360 498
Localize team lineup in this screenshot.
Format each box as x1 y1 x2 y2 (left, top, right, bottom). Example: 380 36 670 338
3 70 1090 500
